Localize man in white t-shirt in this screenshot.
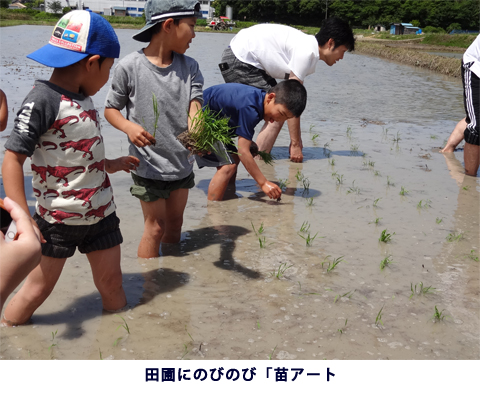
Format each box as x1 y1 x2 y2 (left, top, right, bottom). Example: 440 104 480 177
218 17 355 163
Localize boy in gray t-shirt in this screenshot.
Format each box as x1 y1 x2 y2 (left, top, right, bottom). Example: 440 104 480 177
105 0 204 259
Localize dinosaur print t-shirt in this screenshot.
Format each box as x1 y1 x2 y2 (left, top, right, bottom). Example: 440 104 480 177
5 80 115 225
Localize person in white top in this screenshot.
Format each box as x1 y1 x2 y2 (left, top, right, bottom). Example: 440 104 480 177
218 17 355 163
441 34 479 176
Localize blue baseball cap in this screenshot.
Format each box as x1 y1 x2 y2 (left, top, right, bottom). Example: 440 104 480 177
27 10 120 68
133 0 202 43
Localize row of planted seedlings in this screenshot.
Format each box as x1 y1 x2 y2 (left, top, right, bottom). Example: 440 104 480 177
253 123 477 338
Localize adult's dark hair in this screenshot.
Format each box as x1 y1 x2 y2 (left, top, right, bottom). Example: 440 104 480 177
315 17 355 52
271 80 307 118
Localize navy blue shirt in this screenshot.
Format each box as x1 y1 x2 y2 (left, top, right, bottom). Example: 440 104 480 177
203 83 266 141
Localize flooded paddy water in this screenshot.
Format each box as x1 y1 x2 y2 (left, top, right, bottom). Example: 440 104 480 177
0 26 478 360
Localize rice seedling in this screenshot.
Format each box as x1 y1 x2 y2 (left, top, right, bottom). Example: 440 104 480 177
387 176 395 187
295 169 304 181
347 181 360 194
350 144 359 154
323 141 330 154
392 131 401 142
462 185 470 191
373 197 381 207
115 314 130 334
311 133 319 144
305 197 314 206
309 124 315 133
382 127 389 140
49 330 58 351
299 221 310 233
258 236 271 248
336 174 344 185
446 231 464 242
99 349 103 360
251 221 265 236
331 170 338 178
271 262 292 279
379 229 395 243
369 217 382 225
375 305 384 327
302 178 310 192
368 160 375 168
430 305 449 323
256 320 261 329
466 249 479 262
436 217 443 224
278 179 289 191
380 254 393 270
256 150 276 165
321 255 345 272
374 170 381 176
399 186 409 196
181 343 190 359
346 126 352 139
268 344 278 360
333 290 355 303
185 325 194 342
299 232 320 247
178 104 235 156
113 337 123 347
430 134 438 140
409 282 436 299
141 93 161 140
337 319 348 334
329 158 335 166
417 199 432 209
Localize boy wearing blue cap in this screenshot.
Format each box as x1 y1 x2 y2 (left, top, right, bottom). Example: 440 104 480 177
1 10 139 325
105 0 204 259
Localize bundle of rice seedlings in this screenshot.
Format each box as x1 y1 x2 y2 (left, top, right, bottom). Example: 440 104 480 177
249 141 276 165
177 105 235 156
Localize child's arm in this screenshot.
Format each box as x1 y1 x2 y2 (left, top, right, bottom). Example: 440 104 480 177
104 107 156 147
237 137 282 200
0 89 8 132
2 150 30 216
188 99 202 132
105 156 140 174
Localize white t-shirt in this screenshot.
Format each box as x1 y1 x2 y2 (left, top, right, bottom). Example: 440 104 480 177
464 34 480 77
230 24 319 82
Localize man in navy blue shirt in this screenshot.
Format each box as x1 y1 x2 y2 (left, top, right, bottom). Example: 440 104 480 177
196 80 307 201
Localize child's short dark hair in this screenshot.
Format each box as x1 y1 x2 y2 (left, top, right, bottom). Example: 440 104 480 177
315 17 355 52
151 19 181 36
270 80 307 118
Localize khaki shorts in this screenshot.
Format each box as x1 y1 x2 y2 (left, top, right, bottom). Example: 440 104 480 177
130 172 195 202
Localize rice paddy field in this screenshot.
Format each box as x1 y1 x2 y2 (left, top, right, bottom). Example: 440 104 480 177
0 26 478 361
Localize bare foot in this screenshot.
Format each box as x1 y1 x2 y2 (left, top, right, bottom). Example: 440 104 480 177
440 143 457 153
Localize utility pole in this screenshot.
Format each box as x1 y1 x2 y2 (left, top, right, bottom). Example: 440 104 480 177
325 0 328 20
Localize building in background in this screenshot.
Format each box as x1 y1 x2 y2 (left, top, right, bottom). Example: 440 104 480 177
61 0 214 18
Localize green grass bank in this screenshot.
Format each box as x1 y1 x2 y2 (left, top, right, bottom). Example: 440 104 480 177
1 9 474 78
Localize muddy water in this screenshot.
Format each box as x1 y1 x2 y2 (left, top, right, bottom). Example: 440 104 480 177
0 26 478 360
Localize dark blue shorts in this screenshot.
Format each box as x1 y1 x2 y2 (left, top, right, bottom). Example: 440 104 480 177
34 212 122 259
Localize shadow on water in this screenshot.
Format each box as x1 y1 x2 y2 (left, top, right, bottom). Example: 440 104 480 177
32 268 189 339
271 146 364 161
178 225 261 280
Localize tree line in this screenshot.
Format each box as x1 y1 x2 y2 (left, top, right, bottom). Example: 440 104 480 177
212 0 479 31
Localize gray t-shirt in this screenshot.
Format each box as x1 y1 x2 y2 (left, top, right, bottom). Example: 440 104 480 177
105 50 204 181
